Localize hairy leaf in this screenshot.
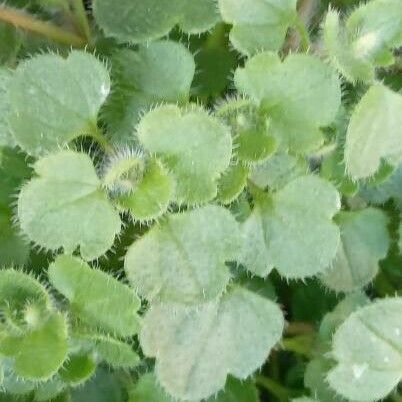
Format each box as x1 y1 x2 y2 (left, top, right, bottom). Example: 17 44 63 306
249 153 307 190
219 0 297 55
125 205 240 304
117 158 174 222
216 99 277 164
216 163 249 205
49 255 140 337
241 175 341 278
102 41 195 144
137 105 232 204
93 0 219 44
140 286 284 400
235 53 341 153
320 208 389 292
0 69 15 147
0 312 68 381
18 151 121 260
8 51 110 156
345 84 402 179
328 298 402 401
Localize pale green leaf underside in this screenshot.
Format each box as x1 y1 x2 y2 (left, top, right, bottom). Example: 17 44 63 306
320 208 389 293
235 52 341 153
103 40 195 144
345 84 402 179
219 0 297 56
8 51 110 156
328 298 402 402
49 255 140 337
137 105 232 204
18 151 121 261
140 286 284 400
93 0 219 44
125 205 241 304
241 175 340 278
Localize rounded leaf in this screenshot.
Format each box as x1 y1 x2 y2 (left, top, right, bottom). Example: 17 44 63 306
18 150 121 260
137 105 232 204
328 298 402 401
8 51 110 156
49 254 141 337
240 175 341 279
125 205 241 304
140 287 284 400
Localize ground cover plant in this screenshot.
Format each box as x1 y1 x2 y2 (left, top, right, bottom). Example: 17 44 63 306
0 0 401 401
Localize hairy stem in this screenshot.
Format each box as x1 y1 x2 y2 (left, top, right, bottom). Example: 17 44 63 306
0 5 85 47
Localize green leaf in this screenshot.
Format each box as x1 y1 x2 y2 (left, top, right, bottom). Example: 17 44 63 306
235 53 341 154
324 1 402 83
249 153 307 190
129 373 173 402
72 332 140 369
117 158 174 222
34 377 66 402
93 0 219 44
0 24 21 66
0 211 29 268
323 9 374 84
102 40 195 144
8 51 110 156
318 292 371 345
321 148 359 197
218 0 297 55
130 373 259 402
140 286 284 400
59 354 96 386
216 163 249 205
48 254 141 337
0 69 15 148
125 205 240 304
344 84 402 179
359 164 402 208
216 99 277 164
328 297 402 401
71 368 125 402
0 312 68 381
320 208 389 293
0 147 32 210
0 269 51 323
241 175 341 278
137 105 232 204
18 150 121 260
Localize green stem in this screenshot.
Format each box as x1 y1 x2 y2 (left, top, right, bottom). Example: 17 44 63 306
255 375 299 402
70 0 91 42
294 16 311 52
0 5 86 47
